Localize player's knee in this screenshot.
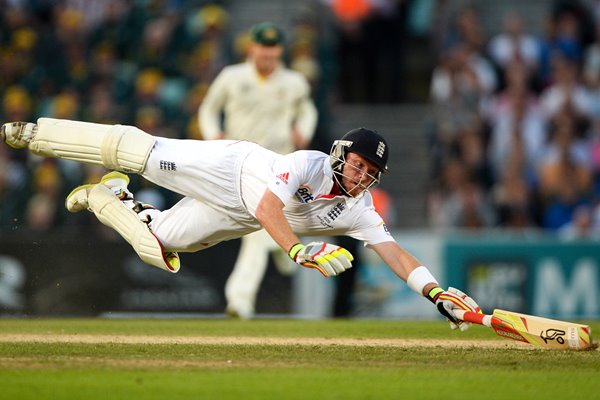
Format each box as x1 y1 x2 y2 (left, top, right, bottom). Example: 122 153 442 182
100 125 155 173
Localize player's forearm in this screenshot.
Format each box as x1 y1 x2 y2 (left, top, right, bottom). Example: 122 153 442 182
372 242 421 281
372 242 440 296
255 190 300 253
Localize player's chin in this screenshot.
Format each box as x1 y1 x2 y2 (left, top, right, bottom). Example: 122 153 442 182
347 186 366 197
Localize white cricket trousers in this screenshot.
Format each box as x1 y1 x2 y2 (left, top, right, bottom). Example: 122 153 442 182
140 138 262 252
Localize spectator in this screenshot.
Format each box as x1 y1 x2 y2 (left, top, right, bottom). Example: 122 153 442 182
482 61 546 183
558 203 600 239
538 6 586 85
428 158 496 230
453 6 487 54
491 163 537 228
88 0 143 61
24 160 63 231
330 0 408 102
537 111 594 229
82 84 124 124
542 177 591 230
537 111 593 200
429 43 492 179
487 12 541 74
540 54 593 120
2 85 33 125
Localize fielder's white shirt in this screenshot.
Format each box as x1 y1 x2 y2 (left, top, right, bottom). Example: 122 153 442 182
143 139 393 252
199 61 317 154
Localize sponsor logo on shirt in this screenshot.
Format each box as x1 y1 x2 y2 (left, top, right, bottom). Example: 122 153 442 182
276 172 290 184
379 221 391 235
295 185 314 203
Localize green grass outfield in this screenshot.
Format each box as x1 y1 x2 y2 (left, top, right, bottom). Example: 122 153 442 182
0 318 598 400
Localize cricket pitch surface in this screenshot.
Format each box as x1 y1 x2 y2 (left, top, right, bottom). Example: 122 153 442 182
0 333 532 349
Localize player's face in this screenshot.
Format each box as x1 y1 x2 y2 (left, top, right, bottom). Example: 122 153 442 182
250 44 283 76
340 152 381 197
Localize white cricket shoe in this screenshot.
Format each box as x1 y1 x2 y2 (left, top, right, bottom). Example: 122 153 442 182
1 122 37 148
226 303 255 320
66 171 131 212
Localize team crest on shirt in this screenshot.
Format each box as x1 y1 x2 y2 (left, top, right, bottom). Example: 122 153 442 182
317 202 346 228
295 185 314 203
327 202 345 220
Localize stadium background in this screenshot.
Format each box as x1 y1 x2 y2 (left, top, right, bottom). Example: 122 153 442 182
0 0 598 320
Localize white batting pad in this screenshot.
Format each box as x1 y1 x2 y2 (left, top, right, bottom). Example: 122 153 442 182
87 184 180 273
29 118 155 173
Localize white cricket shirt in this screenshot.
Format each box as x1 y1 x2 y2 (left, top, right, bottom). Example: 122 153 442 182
240 148 394 246
199 61 317 153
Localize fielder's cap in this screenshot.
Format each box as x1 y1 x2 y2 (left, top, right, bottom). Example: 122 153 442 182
250 22 284 46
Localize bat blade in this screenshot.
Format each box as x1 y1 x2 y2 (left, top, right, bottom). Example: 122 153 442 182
455 309 594 350
491 309 593 350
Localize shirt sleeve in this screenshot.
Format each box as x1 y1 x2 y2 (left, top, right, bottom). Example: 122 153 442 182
347 196 395 246
266 151 309 206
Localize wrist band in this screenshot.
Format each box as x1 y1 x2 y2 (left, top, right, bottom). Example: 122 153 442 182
288 243 304 260
406 266 439 296
427 287 444 303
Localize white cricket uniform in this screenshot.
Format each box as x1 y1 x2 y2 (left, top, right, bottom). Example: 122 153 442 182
198 59 318 316
142 138 393 253
199 61 317 153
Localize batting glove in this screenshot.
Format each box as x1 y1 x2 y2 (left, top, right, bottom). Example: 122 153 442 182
288 242 354 277
428 287 481 331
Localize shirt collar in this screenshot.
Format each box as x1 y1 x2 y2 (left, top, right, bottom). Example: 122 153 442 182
248 60 282 80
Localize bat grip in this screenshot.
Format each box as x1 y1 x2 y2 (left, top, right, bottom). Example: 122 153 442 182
453 310 493 327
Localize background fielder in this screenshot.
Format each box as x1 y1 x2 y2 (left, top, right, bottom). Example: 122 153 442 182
199 22 317 319
1 119 481 328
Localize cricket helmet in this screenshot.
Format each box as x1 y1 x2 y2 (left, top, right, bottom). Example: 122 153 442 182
330 128 389 195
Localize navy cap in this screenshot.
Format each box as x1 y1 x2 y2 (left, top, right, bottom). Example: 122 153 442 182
250 22 284 46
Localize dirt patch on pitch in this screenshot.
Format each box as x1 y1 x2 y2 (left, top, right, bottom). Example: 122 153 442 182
0 333 529 349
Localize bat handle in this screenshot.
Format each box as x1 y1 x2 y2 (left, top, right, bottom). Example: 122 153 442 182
453 310 493 327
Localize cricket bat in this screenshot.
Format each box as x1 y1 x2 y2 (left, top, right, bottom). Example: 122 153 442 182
454 309 594 350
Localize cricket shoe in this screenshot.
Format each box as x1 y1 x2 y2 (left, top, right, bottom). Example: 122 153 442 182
66 171 131 213
225 303 255 320
1 122 37 148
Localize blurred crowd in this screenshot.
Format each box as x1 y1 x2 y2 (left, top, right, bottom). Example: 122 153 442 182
427 0 600 239
2 0 600 240
0 0 322 232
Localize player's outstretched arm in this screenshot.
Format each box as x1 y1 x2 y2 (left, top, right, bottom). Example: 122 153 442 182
254 189 353 277
372 241 481 330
